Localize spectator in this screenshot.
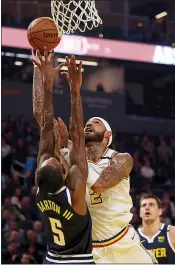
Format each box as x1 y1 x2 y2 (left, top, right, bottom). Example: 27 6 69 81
140 158 155 180
23 145 36 189
158 136 172 157
20 253 35 264
14 138 27 163
2 138 11 158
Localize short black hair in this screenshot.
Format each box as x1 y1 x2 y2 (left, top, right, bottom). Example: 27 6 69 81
37 166 64 193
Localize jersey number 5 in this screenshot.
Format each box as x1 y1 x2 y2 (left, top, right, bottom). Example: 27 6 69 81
49 217 65 246
89 189 102 205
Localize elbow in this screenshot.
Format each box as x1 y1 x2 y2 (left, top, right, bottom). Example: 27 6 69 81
91 184 105 194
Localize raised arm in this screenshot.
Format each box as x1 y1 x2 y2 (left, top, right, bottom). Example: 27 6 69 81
32 50 68 151
62 55 88 215
33 64 43 126
91 152 133 194
33 49 64 183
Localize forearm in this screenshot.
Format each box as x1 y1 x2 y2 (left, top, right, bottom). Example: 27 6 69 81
33 67 44 126
70 90 84 134
91 167 124 193
91 153 133 193
37 81 54 166
42 82 54 129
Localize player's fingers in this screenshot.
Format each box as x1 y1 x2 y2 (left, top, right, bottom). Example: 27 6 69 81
56 63 65 73
32 59 40 69
31 49 35 58
58 117 66 129
58 117 63 123
37 50 44 64
67 55 74 76
54 118 58 125
71 55 77 73
65 56 71 72
44 46 48 63
49 50 54 64
56 117 64 130
78 61 82 73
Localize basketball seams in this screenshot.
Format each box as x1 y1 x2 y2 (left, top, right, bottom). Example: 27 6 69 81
29 17 54 32
30 38 39 51
29 28 58 37
31 38 60 44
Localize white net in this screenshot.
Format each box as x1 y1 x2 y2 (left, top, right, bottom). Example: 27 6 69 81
51 0 103 35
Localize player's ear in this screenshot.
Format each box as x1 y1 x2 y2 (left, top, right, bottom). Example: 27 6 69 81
104 131 112 141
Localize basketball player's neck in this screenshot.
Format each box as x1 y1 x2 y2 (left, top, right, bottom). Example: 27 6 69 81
86 143 107 162
142 219 162 238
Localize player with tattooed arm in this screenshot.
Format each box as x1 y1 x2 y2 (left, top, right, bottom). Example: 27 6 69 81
57 119 157 263
32 49 94 264
81 117 157 264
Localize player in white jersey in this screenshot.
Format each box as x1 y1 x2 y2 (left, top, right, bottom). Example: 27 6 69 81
83 117 157 263
59 117 157 263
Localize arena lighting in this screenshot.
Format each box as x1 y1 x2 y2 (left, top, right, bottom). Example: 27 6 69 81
14 61 23 66
1 52 96 68
155 11 168 20
5 52 15 57
57 58 98 66
16 53 30 59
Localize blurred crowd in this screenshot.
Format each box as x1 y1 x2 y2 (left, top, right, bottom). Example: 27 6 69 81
2 115 175 263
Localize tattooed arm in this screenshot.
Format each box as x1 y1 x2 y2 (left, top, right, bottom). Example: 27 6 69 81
32 49 64 184
62 55 88 215
32 50 69 151
91 152 133 193
33 66 43 126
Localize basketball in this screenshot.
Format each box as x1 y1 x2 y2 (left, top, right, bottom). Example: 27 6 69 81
27 17 61 51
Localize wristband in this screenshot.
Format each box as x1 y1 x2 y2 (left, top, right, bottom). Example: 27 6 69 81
60 148 70 165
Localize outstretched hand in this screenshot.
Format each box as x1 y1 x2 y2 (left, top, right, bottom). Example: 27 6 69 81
32 47 65 90
61 55 82 93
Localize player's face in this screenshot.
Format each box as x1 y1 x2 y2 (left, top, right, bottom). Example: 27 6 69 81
84 119 106 143
140 198 162 223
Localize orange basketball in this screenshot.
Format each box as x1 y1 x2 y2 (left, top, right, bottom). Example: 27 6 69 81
27 17 61 51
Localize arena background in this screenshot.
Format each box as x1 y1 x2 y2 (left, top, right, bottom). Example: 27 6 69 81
1 0 175 263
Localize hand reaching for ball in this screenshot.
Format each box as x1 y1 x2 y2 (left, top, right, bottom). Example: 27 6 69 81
61 55 82 93
32 47 65 90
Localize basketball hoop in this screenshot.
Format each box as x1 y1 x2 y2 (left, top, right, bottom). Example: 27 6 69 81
51 0 103 35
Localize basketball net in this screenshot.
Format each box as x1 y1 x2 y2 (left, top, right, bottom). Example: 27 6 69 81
51 0 103 35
